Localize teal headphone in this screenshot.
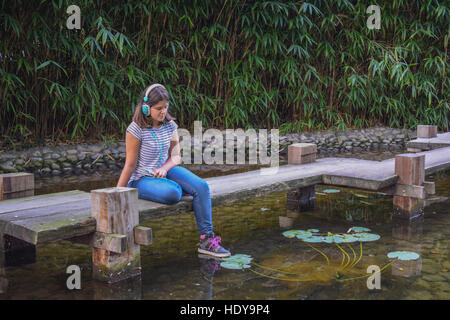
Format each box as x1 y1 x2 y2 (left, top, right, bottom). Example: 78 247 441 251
142 83 166 116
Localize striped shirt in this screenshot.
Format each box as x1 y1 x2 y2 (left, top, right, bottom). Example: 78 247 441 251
127 120 178 183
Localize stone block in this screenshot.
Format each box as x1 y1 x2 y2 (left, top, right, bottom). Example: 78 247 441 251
417 125 437 138
288 143 317 165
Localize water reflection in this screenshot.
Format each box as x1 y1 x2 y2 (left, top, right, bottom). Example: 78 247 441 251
92 276 143 300
391 216 424 278
197 254 221 300
1 170 449 300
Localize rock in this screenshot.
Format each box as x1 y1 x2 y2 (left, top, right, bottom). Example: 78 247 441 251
422 274 446 282
78 153 86 161
67 149 78 155
61 162 72 168
40 167 52 176
50 162 61 170
0 161 16 172
32 150 42 157
67 155 78 162
88 144 104 153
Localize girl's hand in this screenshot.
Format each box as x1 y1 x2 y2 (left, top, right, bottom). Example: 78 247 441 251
153 167 167 178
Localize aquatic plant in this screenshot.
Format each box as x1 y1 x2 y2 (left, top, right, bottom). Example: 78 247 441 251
387 251 420 261
323 189 341 193
348 226 371 233
220 227 413 285
220 254 253 270
282 228 379 244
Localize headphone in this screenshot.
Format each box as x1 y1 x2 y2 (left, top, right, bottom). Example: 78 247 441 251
142 83 166 116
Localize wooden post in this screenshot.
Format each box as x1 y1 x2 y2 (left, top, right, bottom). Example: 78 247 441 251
286 185 315 212
417 125 437 138
91 187 141 283
0 235 7 294
394 154 425 186
393 154 426 219
288 143 317 164
0 172 36 295
0 173 34 201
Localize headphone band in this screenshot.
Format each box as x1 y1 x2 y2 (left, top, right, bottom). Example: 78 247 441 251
144 83 164 99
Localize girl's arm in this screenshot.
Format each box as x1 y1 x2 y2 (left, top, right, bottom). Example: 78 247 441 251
153 131 181 178
116 132 141 187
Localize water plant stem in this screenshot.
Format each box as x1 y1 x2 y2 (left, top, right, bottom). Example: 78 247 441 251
251 261 301 276
335 243 351 269
248 268 315 282
305 242 330 266
346 243 357 269
335 260 395 282
349 242 364 268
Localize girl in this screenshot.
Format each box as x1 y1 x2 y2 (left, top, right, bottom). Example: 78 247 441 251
116 83 230 258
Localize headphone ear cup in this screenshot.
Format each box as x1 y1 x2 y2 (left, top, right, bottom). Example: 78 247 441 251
142 104 150 116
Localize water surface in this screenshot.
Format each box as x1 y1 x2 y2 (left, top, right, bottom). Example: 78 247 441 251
1 150 448 300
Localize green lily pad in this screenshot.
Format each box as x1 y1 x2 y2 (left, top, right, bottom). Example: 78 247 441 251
220 254 253 270
350 227 371 233
282 230 313 239
340 235 359 243
323 189 340 193
302 235 324 243
222 254 253 264
352 232 380 242
387 251 420 261
220 262 251 269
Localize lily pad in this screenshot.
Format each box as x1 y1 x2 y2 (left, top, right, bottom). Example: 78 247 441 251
340 235 359 243
323 189 340 193
222 254 253 263
220 262 251 269
282 230 313 239
220 254 253 270
387 251 420 261
350 227 371 233
352 232 380 242
302 235 324 243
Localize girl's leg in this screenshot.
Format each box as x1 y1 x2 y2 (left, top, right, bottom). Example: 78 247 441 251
166 166 213 235
128 176 182 204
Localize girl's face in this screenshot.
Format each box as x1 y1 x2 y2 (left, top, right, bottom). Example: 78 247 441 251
150 99 169 122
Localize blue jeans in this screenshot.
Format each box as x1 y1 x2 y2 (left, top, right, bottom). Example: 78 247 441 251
127 166 213 235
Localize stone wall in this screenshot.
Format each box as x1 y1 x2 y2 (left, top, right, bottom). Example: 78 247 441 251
0 127 415 177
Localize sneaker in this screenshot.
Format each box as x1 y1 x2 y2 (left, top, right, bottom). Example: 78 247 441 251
198 233 231 258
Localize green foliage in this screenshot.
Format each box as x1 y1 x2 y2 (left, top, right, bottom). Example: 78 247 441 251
0 0 448 142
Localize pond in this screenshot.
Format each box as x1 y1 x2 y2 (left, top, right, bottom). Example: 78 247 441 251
1 150 448 300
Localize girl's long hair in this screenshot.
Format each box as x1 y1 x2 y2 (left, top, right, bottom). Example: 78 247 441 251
132 84 176 128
